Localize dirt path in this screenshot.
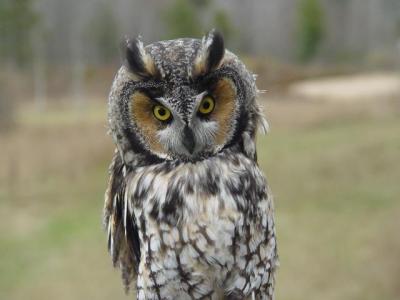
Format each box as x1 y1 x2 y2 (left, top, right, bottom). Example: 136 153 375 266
288 72 400 102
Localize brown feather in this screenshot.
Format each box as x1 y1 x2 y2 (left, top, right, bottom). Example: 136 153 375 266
130 92 164 154
210 78 236 146
103 150 140 291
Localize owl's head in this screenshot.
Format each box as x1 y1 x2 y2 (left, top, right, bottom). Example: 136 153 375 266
108 30 267 165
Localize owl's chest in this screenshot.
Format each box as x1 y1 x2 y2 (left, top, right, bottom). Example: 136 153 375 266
127 156 267 255
128 155 267 225
132 175 242 263
134 207 242 297
132 193 275 299
128 159 276 298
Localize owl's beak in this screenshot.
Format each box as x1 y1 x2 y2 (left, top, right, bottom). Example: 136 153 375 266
182 125 195 154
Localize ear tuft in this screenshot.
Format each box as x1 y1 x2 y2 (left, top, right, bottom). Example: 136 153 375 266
193 29 225 78
123 37 158 79
206 30 225 71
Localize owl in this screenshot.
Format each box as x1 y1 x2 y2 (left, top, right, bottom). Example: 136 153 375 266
104 30 278 300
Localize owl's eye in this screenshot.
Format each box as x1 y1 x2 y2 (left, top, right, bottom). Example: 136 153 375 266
198 95 215 115
153 105 172 121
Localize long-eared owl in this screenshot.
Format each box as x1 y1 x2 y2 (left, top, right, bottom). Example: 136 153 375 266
104 30 278 300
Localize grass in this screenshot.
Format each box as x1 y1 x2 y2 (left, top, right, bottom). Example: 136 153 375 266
260 115 400 300
0 98 399 299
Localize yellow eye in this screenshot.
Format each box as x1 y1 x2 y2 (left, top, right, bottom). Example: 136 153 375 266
198 95 215 115
153 105 172 121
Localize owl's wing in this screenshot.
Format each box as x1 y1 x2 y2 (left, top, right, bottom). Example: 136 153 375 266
103 150 140 291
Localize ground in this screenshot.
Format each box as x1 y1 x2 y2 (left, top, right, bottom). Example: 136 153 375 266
288 72 400 102
0 76 399 299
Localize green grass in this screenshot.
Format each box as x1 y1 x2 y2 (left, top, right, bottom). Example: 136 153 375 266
259 116 400 300
0 101 399 299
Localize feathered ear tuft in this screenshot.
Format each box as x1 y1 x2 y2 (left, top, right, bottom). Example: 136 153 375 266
205 29 225 71
192 29 225 78
123 37 158 79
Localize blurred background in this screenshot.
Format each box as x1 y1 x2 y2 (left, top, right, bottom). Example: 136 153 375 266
0 0 399 299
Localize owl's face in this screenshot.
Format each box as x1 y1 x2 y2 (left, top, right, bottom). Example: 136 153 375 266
129 73 237 160
109 30 263 164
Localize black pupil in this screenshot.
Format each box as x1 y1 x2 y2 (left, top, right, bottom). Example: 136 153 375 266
203 101 210 109
158 108 166 116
